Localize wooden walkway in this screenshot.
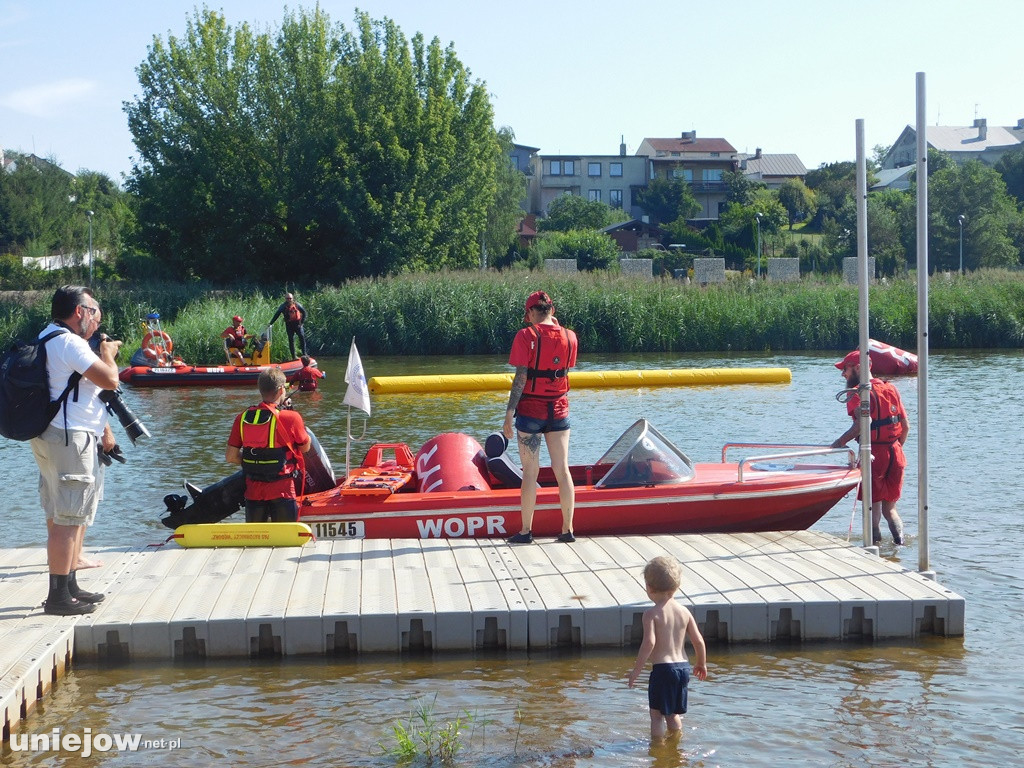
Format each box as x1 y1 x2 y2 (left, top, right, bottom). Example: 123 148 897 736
1 530 965 740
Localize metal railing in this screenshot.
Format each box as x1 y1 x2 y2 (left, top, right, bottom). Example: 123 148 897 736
721 443 857 483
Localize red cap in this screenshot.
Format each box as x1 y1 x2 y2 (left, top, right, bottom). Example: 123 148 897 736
524 291 553 320
835 350 870 370
232 315 243 323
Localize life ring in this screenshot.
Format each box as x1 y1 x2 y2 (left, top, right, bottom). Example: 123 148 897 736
142 330 173 354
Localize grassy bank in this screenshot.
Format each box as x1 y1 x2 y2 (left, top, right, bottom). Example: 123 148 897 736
2 270 1023 359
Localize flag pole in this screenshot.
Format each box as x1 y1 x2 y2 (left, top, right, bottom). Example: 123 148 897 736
342 336 370 478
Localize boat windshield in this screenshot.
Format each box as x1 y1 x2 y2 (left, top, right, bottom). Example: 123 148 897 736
592 419 695 488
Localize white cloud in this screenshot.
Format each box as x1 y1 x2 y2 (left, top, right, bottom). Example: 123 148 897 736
0 78 98 118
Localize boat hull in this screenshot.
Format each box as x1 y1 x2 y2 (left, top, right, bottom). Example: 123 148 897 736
298 463 860 540
120 357 310 387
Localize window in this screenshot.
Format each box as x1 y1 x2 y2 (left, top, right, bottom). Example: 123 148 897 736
610 189 623 209
610 162 623 177
672 168 693 182
704 169 723 182
550 160 561 176
710 152 720 157
563 160 575 176
511 156 520 171
588 189 601 202
588 162 601 177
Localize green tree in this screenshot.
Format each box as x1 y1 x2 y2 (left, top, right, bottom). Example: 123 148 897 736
538 193 623 232
482 127 528 268
928 159 1022 271
125 8 512 282
635 177 700 225
532 229 619 271
994 145 1024 205
777 178 817 229
722 169 761 206
805 161 856 229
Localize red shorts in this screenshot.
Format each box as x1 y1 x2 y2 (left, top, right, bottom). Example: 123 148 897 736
858 442 906 503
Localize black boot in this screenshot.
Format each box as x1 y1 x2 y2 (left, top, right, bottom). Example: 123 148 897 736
68 570 105 603
43 573 96 615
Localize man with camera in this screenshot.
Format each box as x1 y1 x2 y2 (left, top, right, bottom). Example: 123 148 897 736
30 285 122 615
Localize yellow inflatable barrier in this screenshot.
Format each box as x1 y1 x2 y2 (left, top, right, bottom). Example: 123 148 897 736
170 522 314 548
368 367 791 394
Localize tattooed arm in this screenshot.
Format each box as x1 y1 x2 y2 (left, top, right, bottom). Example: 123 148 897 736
503 367 527 439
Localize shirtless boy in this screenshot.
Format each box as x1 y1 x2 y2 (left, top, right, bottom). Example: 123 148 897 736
627 555 708 739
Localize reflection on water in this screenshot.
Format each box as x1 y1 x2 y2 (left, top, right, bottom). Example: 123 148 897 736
3 350 1023 766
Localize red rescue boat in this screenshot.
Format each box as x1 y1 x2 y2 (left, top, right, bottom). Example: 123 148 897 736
294 420 861 540
161 420 860 539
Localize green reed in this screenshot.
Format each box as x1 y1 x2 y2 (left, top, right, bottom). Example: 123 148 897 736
379 695 483 765
2 270 1023 357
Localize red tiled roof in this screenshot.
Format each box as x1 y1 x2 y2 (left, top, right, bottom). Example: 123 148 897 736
644 137 736 154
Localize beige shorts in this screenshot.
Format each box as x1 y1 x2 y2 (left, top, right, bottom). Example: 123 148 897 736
30 425 104 526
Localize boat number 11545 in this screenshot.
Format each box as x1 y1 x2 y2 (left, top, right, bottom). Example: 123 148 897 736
311 521 365 539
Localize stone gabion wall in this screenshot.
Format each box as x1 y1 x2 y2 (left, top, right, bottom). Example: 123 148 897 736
843 257 876 284
693 258 726 284
767 258 800 282
619 258 653 279
543 259 578 274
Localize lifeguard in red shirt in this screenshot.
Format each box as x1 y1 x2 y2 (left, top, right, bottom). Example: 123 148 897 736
502 290 579 545
292 355 325 392
220 315 250 365
226 368 311 523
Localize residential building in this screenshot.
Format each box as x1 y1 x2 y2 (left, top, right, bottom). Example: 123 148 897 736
881 118 1024 169
636 131 738 220
535 140 648 219
510 143 540 212
737 148 807 189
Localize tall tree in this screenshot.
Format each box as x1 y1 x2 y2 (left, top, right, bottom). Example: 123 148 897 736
125 8 512 282
538 193 622 232
777 178 817 229
635 177 700 225
994 145 1024 206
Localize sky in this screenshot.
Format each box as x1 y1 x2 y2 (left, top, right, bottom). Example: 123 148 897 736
1 0 1021 183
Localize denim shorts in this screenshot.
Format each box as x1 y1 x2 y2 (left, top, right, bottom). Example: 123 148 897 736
515 413 570 434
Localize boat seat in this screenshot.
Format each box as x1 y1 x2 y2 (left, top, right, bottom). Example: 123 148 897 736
486 453 522 489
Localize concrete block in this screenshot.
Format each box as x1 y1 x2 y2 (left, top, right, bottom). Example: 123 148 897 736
767 257 800 281
693 258 726 284
619 258 653 278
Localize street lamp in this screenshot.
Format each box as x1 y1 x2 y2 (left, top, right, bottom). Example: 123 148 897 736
86 210 94 285
754 212 763 278
957 214 966 275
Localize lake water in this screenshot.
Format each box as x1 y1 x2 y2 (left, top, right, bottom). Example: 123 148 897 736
2 349 1022 767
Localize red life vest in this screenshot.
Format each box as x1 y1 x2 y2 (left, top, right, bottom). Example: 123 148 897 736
523 324 575 400
285 303 302 323
226 325 247 349
239 404 298 481
868 379 904 444
296 367 319 391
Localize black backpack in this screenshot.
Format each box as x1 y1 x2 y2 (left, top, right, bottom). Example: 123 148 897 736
0 329 82 441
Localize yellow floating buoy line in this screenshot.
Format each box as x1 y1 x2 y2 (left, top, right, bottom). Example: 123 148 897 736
368 368 792 394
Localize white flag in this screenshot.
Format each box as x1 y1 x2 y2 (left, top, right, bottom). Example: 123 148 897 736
342 338 371 416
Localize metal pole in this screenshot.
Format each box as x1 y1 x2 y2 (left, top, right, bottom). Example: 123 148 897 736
86 210 94 286
915 72 932 577
755 213 762 278
855 120 873 548
958 215 965 275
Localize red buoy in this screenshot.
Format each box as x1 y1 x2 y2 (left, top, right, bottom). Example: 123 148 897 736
414 433 490 493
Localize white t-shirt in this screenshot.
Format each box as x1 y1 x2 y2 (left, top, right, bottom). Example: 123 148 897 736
39 323 109 436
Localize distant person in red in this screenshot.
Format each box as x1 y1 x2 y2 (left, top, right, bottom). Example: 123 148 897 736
503 290 579 544
226 368 311 523
220 315 249 365
269 293 308 359
831 350 909 545
291 355 325 392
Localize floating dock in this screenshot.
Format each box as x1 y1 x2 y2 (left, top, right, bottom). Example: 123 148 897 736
368 367 792 394
1 530 964 740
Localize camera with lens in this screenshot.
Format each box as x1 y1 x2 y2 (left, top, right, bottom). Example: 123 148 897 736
91 333 151 445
